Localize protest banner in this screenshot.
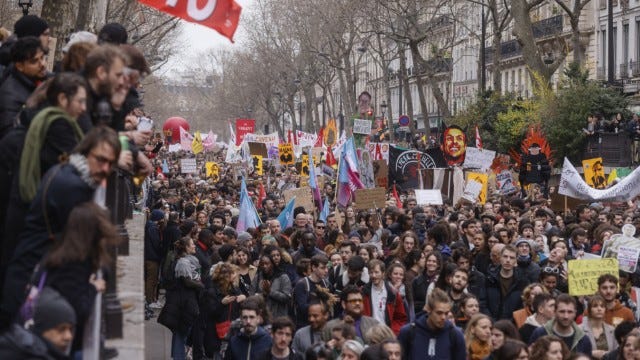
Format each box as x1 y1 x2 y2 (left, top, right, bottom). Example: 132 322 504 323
463 147 496 171
354 188 386 210
353 119 372 135
283 187 314 212
301 154 310 177
248 142 268 157
235 119 255 146
296 131 318 148
568 258 619 296
278 144 295 165
558 157 640 202
582 157 607 189
180 158 197 174
205 162 219 181
244 132 279 149
618 246 640 273
311 147 324 163
251 155 263 175
389 146 447 190
415 190 444 205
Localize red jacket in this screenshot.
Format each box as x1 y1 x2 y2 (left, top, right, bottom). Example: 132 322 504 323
362 281 408 335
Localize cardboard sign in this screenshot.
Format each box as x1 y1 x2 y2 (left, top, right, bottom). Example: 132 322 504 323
279 144 295 165
618 246 640 273
180 158 197 174
583 157 607 189
311 147 324 163
205 162 219 181
251 155 263 175
373 160 388 188
568 258 619 296
415 190 443 205
301 155 310 177
354 188 386 210
283 187 314 212
353 118 372 135
249 142 268 157
463 147 496 171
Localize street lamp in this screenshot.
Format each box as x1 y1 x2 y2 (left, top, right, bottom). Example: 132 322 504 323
380 100 388 141
18 0 32 16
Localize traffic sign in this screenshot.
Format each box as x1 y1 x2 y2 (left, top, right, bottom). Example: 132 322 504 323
399 115 410 127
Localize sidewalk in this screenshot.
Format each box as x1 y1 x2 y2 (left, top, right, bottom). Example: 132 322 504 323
105 214 146 358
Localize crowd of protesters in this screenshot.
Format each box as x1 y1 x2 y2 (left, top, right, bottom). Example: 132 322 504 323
2 13 640 360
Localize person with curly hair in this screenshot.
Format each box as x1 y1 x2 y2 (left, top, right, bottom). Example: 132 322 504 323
530 335 570 360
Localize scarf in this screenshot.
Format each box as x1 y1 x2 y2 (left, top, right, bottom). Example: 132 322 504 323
68 153 98 188
19 107 84 202
469 339 491 360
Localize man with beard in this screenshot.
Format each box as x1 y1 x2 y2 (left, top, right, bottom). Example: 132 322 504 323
597 274 635 326
441 126 466 166
292 231 325 266
0 37 47 138
529 294 592 354
292 300 329 358
323 285 379 344
261 317 303 360
225 300 272 360
447 268 469 316
0 126 120 328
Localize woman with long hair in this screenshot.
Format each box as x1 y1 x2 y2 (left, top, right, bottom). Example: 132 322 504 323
200 263 245 358
490 339 529 360
464 313 493 360
455 293 480 330
581 295 617 359
530 335 570 360
410 251 441 314
263 244 296 284
41 202 119 355
251 254 292 318
234 246 257 296
386 231 418 266
489 319 521 355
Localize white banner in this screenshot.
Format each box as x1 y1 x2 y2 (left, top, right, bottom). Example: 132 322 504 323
463 147 495 171
181 158 198 174
243 132 279 149
558 157 640 202
415 189 443 205
353 118 372 135
296 131 318 148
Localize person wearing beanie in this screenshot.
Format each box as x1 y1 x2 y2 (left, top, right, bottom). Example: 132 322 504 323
0 287 75 359
515 238 541 283
97 23 128 45
13 15 50 52
145 208 165 307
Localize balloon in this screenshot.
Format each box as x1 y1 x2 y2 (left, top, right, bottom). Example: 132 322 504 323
163 117 190 144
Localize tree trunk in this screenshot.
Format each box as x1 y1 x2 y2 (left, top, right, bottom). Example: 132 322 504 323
570 16 583 65
409 42 431 140
41 0 78 61
399 46 415 139
76 0 108 32
492 25 503 92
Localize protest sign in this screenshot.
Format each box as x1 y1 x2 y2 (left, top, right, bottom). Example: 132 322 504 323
354 188 386 210
235 119 255 146
496 170 517 195
373 160 388 188
558 157 640 202
251 155 263 175
284 187 314 212
462 172 488 204
582 157 607 189
244 132 279 149
296 131 318 148
353 119 372 135
191 131 204 154
311 147 324 163
180 158 197 174
568 258 619 296
618 246 640 273
278 144 295 165
301 155 310 177
415 190 443 205
248 142 268 157
463 147 496 171
205 162 219 181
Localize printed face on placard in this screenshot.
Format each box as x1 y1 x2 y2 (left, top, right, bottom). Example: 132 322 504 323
441 126 466 166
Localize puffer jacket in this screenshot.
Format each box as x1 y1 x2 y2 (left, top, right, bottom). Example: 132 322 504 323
0 67 38 138
251 271 292 318
0 323 66 359
485 266 529 320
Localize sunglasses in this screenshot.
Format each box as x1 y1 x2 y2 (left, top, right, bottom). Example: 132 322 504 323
542 266 560 274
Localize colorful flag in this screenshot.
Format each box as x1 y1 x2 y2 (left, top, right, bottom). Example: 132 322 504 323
162 159 169 174
308 151 323 212
203 131 217 151
392 184 403 208
137 0 242 42
315 128 324 148
192 131 204 154
257 182 266 209
236 178 261 232
276 197 296 229
180 126 193 151
337 137 364 207
319 197 330 223
475 125 483 149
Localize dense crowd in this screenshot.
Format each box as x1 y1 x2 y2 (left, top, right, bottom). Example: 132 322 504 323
1 12 640 360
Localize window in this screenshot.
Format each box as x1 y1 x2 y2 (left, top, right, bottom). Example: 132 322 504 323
623 24 629 64
613 27 617 70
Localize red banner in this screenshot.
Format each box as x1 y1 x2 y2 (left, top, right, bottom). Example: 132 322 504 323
138 0 242 42
236 119 255 146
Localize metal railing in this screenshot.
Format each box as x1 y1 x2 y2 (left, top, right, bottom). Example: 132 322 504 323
631 61 640 77
532 15 564 39
620 63 629 79
596 67 605 80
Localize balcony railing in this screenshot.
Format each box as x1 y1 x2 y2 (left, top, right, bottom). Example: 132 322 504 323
620 63 629 79
532 15 563 39
631 61 640 77
485 39 522 64
596 67 605 80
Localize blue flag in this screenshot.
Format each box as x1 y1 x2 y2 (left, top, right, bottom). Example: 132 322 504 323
236 178 261 232
319 197 330 223
277 197 296 230
162 159 169 174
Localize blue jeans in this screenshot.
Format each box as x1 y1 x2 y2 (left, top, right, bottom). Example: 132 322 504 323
171 330 188 359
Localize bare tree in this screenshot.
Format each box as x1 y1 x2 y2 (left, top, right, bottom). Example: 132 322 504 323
553 0 592 65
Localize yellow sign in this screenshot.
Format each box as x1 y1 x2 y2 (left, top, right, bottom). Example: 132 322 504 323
252 155 263 175
191 131 204 154
278 143 294 165
301 154 310 177
568 258 619 296
324 119 337 147
205 162 219 181
582 157 607 189
465 172 488 204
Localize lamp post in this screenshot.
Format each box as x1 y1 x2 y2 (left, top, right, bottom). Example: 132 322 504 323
18 0 33 15
354 46 367 107
380 100 389 142
294 78 302 131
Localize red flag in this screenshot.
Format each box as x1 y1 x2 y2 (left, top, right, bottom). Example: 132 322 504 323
287 130 293 145
392 184 403 208
138 0 242 42
374 143 382 161
314 128 324 148
475 125 483 149
257 182 266 209
325 146 337 166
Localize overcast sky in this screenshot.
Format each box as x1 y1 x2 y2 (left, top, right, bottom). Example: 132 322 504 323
161 0 254 76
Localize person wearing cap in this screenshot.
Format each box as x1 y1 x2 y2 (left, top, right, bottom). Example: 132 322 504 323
0 15 50 70
145 209 165 308
515 238 541 283
0 287 76 358
518 142 550 198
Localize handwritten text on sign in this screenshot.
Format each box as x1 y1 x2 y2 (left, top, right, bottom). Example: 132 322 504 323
568 258 619 296
180 158 197 174
353 119 372 135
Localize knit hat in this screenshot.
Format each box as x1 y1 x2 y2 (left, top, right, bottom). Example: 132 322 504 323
515 238 532 249
62 31 97 53
150 209 164 222
346 255 365 271
14 15 49 38
218 244 236 262
237 231 252 242
98 23 128 45
33 287 76 335
348 230 362 241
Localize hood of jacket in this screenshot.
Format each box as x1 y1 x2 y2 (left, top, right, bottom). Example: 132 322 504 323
238 325 271 341
68 153 99 189
524 314 543 327
542 319 586 350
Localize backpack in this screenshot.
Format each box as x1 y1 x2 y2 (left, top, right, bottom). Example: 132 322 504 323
291 276 328 319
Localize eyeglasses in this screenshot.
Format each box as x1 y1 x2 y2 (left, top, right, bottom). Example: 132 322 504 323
542 266 560 274
316 226 325 229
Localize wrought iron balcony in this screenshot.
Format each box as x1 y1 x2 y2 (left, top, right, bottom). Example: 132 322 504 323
532 15 564 39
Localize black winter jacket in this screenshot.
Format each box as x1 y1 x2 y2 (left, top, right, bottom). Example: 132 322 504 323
485 266 529 320
0 67 38 138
